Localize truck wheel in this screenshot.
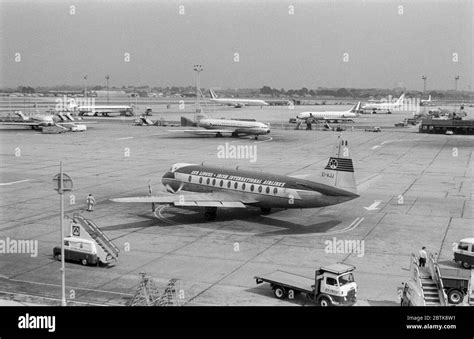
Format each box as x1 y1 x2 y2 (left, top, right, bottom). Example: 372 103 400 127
273 286 286 299
55 254 61 261
447 289 464 304
318 296 332 307
81 259 88 266
461 261 471 269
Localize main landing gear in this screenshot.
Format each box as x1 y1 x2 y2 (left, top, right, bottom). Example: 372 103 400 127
204 207 217 221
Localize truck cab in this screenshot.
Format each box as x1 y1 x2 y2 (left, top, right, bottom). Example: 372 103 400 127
454 238 474 269
314 264 357 306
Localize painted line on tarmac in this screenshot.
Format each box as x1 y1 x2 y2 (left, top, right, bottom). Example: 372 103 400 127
1 278 133 297
154 205 178 225
324 217 364 235
116 136 134 140
371 139 396 149
0 179 31 186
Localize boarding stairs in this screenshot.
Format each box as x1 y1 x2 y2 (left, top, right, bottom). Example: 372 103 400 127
469 270 474 306
129 273 163 306
410 252 447 306
156 279 178 306
69 213 119 264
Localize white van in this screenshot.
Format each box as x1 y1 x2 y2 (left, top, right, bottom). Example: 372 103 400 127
454 238 474 269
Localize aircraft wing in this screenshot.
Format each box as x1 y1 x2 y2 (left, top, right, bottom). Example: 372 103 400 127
321 117 354 121
167 129 235 136
0 122 40 126
111 191 248 208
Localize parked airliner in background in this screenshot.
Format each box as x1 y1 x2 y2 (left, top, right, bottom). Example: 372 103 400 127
0 111 88 131
420 95 434 106
208 89 269 108
171 113 270 139
112 137 359 220
67 98 134 116
361 93 405 114
297 102 361 123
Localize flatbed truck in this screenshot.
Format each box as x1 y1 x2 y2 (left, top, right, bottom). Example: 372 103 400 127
255 263 357 306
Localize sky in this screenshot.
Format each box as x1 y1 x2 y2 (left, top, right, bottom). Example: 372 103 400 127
0 0 472 91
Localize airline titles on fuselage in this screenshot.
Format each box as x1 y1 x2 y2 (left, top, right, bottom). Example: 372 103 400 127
189 170 286 188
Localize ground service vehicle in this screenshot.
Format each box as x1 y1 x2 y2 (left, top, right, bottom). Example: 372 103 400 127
454 238 474 269
53 237 114 266
255 263 357 306
438 265 472 304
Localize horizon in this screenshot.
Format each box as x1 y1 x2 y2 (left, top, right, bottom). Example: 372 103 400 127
1 0 472 91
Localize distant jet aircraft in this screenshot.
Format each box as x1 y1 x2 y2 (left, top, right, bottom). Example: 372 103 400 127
296 102 361 123
170 113 270 139
67 98 133 116
420 95 434 106
208 89 269 108
0 111 88 131
361 93 405 114
112 137 359 220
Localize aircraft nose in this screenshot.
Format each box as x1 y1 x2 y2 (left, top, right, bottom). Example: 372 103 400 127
161 171 175 185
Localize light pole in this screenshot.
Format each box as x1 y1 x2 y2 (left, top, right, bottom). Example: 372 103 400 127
193 65 203 112
105 75 110 104
454 75 460 91
421 75 427 93
83 75 88 99
53 163 73 306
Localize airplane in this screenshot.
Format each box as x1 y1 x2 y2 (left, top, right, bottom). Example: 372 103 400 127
0 111 55 129
111 137 359 221
296 102 361 123
361 93 405 114
208 89 269 108
170 113 270 139
67 98 134 116
0 111 88 132
420 95 434 106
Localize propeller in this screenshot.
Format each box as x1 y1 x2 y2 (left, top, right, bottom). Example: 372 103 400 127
148 180 155 212
165 182 183 194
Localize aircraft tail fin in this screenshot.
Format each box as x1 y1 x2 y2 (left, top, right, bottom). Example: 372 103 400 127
396 93 405 104
209 89 218 99
350 102 361 113
318 137 358 195
16 111 27 121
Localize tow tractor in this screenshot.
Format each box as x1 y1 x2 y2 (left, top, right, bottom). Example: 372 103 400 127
255 263 357 306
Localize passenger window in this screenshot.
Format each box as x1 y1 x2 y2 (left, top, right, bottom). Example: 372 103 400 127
220 180 223 187
199 177 203 184
64 241 69 246
206 178 210 185
212 179 216 186
250 185 254 192
242 184 246 190
458 243 469 251
234 182 238 189
266 187 270 194
227 181 231 188
326 277 338 286
258 186 262 193
188 175 192 182
273 187 278 194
